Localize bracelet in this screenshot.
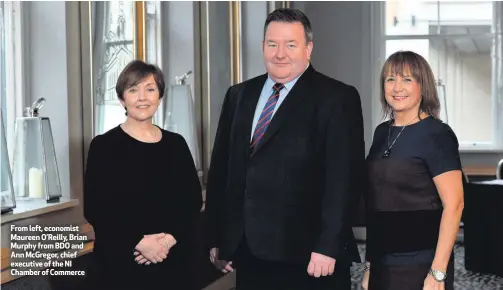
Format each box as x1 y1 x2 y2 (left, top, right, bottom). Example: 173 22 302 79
363 264 370 272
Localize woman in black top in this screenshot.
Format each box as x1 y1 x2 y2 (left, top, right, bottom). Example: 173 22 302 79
361 51 464 290
83 60 202 289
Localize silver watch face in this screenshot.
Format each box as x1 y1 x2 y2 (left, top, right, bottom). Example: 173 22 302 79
432 270 447 281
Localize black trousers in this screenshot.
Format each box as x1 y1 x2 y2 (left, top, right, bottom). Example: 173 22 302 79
368 250 454 290
232 237 351 290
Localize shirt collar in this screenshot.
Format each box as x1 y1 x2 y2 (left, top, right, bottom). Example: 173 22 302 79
266 62 310 92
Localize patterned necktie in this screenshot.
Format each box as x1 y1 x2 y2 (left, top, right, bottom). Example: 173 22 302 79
250 83 285 149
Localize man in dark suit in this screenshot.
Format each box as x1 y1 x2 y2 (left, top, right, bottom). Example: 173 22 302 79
205 8 365 290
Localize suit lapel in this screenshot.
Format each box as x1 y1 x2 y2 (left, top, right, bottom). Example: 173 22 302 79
251 65 315 156
236 74 267 155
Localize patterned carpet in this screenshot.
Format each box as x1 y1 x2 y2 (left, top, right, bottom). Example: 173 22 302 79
5 243 501 290
350 243 503 290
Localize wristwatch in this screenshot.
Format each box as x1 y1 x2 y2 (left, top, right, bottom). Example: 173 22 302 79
428 268 447 282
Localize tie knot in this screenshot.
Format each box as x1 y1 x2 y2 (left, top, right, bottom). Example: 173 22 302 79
273 83 285 93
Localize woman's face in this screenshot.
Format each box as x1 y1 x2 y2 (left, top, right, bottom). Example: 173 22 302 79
120 74 160 122
384 70 422 115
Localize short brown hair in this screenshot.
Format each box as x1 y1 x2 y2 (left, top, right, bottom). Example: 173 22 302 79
115 60 165 101
379 51 440 120
264 8 313 44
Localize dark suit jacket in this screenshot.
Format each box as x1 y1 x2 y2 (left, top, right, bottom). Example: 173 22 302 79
205 65 365 265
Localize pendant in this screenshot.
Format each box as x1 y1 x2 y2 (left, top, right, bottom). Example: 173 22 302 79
382 149 391 158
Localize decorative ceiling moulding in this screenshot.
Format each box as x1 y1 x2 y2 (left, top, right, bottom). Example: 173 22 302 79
229 1 242 85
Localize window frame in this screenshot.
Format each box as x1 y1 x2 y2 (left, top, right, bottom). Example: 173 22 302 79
371 1 503 152
1 1 27 161
82 1 163 145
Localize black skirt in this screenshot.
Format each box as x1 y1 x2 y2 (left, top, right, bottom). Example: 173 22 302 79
368 250 454 290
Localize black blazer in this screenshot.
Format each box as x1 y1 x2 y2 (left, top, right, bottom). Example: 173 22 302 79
205 65 365 264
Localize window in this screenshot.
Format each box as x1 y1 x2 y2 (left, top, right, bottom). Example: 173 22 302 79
376 1 503 151
0 1 24 161
1 2 5 128
1 1 24 209
91 1 162 136
92 1 135 136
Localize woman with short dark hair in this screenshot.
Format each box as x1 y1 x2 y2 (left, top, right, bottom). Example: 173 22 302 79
84 60 202 289
361 51 464 290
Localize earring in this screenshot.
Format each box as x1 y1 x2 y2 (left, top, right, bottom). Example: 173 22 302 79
124 107 128 116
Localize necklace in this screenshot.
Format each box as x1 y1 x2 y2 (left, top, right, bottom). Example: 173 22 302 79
122 123 160 143
382 115 419 158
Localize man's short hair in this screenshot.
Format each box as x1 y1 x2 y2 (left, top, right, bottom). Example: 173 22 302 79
264 8 313 44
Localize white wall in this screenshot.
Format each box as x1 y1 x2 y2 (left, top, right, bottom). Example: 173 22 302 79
27 1 70 199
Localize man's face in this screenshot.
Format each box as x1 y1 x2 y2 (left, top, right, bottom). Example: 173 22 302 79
263 21 313 84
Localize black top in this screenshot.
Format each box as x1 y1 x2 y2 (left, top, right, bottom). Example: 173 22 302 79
365 116 461 261
83 126 202 288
